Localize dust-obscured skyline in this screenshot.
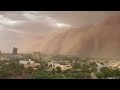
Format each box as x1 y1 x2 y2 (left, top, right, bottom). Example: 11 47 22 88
0 11 120 53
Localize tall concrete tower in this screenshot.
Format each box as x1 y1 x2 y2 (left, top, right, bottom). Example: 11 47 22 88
32 52 41 59
13 48 17 55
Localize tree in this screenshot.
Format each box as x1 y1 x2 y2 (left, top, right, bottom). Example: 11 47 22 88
32 70 52 79
100 67 113 78
14 64 24 75
51 68 56 74
8 63 16 70
56 66 62 73
95 67 118 79
39 61 48 70
95 72 104 79
81 64 90 73
89 62 97 72
24 67 34 74
76 72 91 79
72 62 81 69
62 69 71 74
0 71 12 79
0 63 24 78
111 68 120 78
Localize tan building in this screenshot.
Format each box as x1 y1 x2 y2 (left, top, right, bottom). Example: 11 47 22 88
32 52 41 59
47 61 72 71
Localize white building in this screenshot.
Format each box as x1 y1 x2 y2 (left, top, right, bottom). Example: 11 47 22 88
19 60 29 65
19 59 40 69
47 61 72 71
96 63 104 72
107 61 120 69
55 64 72 71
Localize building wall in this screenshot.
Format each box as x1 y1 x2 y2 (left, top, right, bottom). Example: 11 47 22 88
19 60 40 69
13 48 17 55
32 52 41 59
47 62 72 71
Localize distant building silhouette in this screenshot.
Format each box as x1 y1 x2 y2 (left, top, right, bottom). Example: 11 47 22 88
13 48 17 55
32 52 41 59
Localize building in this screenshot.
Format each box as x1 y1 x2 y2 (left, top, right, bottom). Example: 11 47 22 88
32 52 41 59
19 59 40 69
47 61 72 71
13 48 17 55
19 59 35 65
96 63 104 72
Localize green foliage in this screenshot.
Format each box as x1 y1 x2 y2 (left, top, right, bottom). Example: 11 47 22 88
24 67 34 74
51 68 56 74
73 62 81 69
56 66 62 73
100 67 113 77
32 70 52 79
95 67 120 79
32 70 73 79
0 62 24 78
81 64 90 73
38 61 48 70
112 68 120 77
95 72 105 79
61 68 91 79
89 62 97 72
62 69 71 74
0 70 12 79
2 55 120 79
74 72 91 79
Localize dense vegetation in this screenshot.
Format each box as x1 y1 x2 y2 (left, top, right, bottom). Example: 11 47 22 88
0 55 120 79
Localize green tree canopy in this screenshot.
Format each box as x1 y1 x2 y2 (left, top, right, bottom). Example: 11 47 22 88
56 66 62 73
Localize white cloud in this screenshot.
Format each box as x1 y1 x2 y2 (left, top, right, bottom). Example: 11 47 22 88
44 16 71 28
0 25 24 34
22 12 71 29
55 23 71 28
7 29 24 34
22 12 38 20
27 11 40 14
0 15 22 26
